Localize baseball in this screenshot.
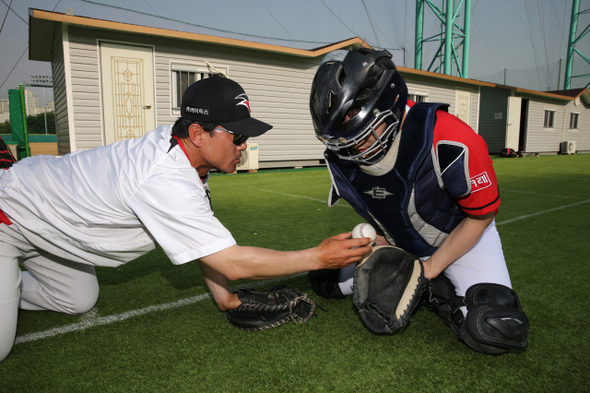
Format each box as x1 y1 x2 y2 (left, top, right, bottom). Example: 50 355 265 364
352 223 377 245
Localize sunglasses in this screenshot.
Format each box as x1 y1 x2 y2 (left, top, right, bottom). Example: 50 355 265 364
214 127 249 146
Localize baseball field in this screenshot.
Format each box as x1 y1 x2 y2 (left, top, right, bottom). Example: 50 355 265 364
1 153 588 392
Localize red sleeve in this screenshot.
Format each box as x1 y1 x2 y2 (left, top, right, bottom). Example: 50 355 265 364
433 110 500 216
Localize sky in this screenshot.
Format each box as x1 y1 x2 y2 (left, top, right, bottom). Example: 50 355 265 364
1 0 589 104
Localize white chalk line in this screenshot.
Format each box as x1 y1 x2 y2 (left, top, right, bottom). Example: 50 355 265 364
496 198 590 225
242 185 352 208
15 186 589 345
509 174 588 181
14 274 304 345
500 188 587 200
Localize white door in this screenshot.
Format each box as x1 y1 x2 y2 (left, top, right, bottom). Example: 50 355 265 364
506 96 522 150
455 89 471 125
100 42 155 145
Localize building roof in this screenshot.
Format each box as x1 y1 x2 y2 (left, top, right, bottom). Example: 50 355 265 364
548 88 590 104
29 8 369 61
29 8 589 104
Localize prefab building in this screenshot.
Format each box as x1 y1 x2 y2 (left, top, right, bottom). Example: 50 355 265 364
29 9 369 168
30 8 507 167
478 86 590 155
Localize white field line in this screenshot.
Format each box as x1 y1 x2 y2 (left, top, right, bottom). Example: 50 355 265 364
14 187 589 345
496 198 590 226
509 175 588 181
14 274 304 345
500 188 588 199
242 185 352 208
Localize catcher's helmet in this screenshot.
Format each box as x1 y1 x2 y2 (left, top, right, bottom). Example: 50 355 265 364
310 48 407 164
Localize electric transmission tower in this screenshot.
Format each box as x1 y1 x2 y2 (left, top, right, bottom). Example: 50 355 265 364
564 0 590 89
414 0 471 78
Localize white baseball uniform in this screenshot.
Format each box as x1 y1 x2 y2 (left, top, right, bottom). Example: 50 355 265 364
0 125 235 361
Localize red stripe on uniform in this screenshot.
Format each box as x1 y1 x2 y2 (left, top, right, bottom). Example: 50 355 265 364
0 209 11 225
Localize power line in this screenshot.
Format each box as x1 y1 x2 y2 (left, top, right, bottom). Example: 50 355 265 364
0 0 13 35
514 0 543 89
77 0 339 46
0 0 26 25
257 0 295 39
143 0 160 17
0 48 27 91
537 1 552 88
471 1 502 74
319 0 362 39
361 0 380 48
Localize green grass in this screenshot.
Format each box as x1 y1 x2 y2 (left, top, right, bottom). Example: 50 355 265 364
1 155 589 392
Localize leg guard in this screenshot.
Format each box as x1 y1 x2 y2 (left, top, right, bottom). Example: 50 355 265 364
460 283 529 355
308 269 346 299
425 274 465 337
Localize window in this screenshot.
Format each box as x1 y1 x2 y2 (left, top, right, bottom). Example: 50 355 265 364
171 64 228 111
408 93 427 103
569 112 579 129
543 110 555 128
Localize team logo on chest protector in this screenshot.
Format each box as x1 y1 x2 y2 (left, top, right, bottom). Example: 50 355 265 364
364 187 394 199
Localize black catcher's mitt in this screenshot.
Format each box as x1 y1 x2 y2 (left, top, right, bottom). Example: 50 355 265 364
353 245 429 334
226 285 316 331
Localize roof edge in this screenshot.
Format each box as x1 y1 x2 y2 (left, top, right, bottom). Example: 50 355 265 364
397 66 496 88
29 8 370 58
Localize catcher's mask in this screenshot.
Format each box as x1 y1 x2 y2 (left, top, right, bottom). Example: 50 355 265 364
309 48 408 165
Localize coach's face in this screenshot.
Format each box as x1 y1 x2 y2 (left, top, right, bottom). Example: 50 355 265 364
189 124 247 176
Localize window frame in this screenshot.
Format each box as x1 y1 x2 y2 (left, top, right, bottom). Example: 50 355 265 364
408 89 429 103
170 63 229 115
543 108 556 129
569 112 579 130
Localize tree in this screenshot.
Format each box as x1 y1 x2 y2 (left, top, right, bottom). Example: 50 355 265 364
26 112 56 134
0 121 11 135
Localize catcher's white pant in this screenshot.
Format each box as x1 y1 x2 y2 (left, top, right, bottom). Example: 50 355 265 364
338 219 512 315
0 222 99 361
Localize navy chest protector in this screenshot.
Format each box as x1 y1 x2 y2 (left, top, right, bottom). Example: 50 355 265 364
326 103 465 257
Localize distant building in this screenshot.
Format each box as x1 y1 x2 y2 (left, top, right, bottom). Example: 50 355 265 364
28 8 589 161
0 90 54 127
479 86 590 154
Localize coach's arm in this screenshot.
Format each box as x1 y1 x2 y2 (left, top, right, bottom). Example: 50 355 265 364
198 232 371 310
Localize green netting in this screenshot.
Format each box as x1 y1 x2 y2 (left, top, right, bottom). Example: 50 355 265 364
8 88 29 159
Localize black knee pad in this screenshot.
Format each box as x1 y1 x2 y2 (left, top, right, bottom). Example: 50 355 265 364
461 283 529 354
308 269 346 299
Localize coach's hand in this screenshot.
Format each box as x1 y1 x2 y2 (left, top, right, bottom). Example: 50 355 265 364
315 232 372 269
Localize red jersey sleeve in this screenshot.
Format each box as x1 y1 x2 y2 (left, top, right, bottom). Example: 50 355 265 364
432 110 500 216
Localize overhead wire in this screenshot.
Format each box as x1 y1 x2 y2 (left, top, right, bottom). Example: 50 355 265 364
537 1 553 89
512 0 543 89
257 0 295 39
143 0 160 17
77 0 337 45
470 0 502 75
0 0 62 92
0 0 25 25
361 0 380 48
0 0 13 35
318 0 364 40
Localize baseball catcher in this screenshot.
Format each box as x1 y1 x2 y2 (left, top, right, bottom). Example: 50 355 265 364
225 285 316 331
353 245 428 334
307 48 529 354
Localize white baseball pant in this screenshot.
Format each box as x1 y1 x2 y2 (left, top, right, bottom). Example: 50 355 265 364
0 222 99 361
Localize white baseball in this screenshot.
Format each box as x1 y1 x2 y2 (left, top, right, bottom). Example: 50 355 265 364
352 223 377 245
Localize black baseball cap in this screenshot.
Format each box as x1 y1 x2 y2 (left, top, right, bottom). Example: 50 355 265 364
181 76 273 137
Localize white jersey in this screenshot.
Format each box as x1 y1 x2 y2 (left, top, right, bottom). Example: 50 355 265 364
0 125 235 267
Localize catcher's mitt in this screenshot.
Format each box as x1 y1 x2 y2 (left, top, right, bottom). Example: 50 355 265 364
225 285 316 331
353 245 429 334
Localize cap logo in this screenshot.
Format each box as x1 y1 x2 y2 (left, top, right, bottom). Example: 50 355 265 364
185 106 209 116
235 93 251 113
